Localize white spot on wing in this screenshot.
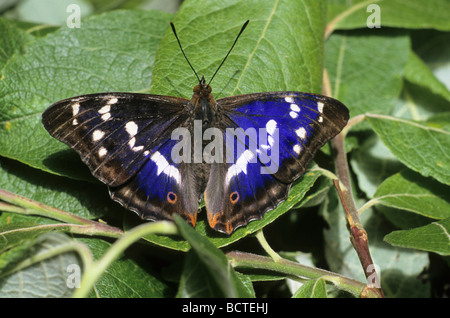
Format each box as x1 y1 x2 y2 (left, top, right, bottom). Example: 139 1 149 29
98 147 107 157
266 120 277 135
293 144 302 155
125 121 138 137
92 129 105 141
128 137 144 152
72 103 80 116
290 103 300 112
295 127 307 140
108 98 118 105
289 111 298 119
266 120 278 147
284 96 294 103
317 102 324 113
98 105 110 114
101 113 111 121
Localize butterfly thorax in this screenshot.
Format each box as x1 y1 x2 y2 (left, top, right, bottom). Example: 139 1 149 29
191 76 217 131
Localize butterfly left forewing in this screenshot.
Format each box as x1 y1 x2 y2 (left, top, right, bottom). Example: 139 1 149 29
42 93 189 186
42 92 201 225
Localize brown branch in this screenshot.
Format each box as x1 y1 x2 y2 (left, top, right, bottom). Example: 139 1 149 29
331 134 384 298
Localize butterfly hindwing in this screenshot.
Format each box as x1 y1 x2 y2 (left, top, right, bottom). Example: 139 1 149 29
109 138 201 226
204 92 349 234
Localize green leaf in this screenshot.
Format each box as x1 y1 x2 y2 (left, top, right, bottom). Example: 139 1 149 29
384 218 450 256
404 51 450 103
0 157 118 220
78 238 173 298
411 30 450 94
174 215 253 297
393 81 450 122
366 114 450 185
177 251 254 297
372 169 450 220
292 278 327 298
0 233 82 297
151 0 327 97
0 11 172 180
328 0 450 31
325 31 409 116
0 18 34 69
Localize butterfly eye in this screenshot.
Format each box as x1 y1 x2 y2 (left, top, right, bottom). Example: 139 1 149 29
229 191 239 204
167 192 178 204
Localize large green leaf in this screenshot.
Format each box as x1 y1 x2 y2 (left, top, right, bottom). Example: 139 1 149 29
366 114 450 185
325 31 409 116
372 169 450 220
0 18 34 69
328 0 450 31
0 11 172 179
0 157 117 220
0 233 82 297
404 51 450 104
384 218 450 256
79 237 173 298
151 0 326 97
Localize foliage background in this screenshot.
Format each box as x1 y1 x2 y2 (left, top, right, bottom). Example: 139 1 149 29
0 0 449 298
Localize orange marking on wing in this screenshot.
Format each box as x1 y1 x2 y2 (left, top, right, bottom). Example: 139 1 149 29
167 191 177 204
225 221 233 235
186 211 198 227
229 191 239 204
208 213 220 229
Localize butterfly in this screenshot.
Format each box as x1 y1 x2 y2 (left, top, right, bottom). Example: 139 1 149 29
41 21 349 234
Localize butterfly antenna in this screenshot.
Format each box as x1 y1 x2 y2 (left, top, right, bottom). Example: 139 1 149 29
170 22 201 83
208 20 249 86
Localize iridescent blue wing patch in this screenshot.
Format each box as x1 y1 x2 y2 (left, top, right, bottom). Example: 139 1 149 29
204 92 349 233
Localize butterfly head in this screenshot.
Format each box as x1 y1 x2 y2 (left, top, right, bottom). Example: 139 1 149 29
192 76 216 128
193 76 212 97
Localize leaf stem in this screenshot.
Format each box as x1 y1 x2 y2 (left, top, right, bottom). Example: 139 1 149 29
72 221 178 298
255 230 281 262
227 251 379 298
0 188 123 238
